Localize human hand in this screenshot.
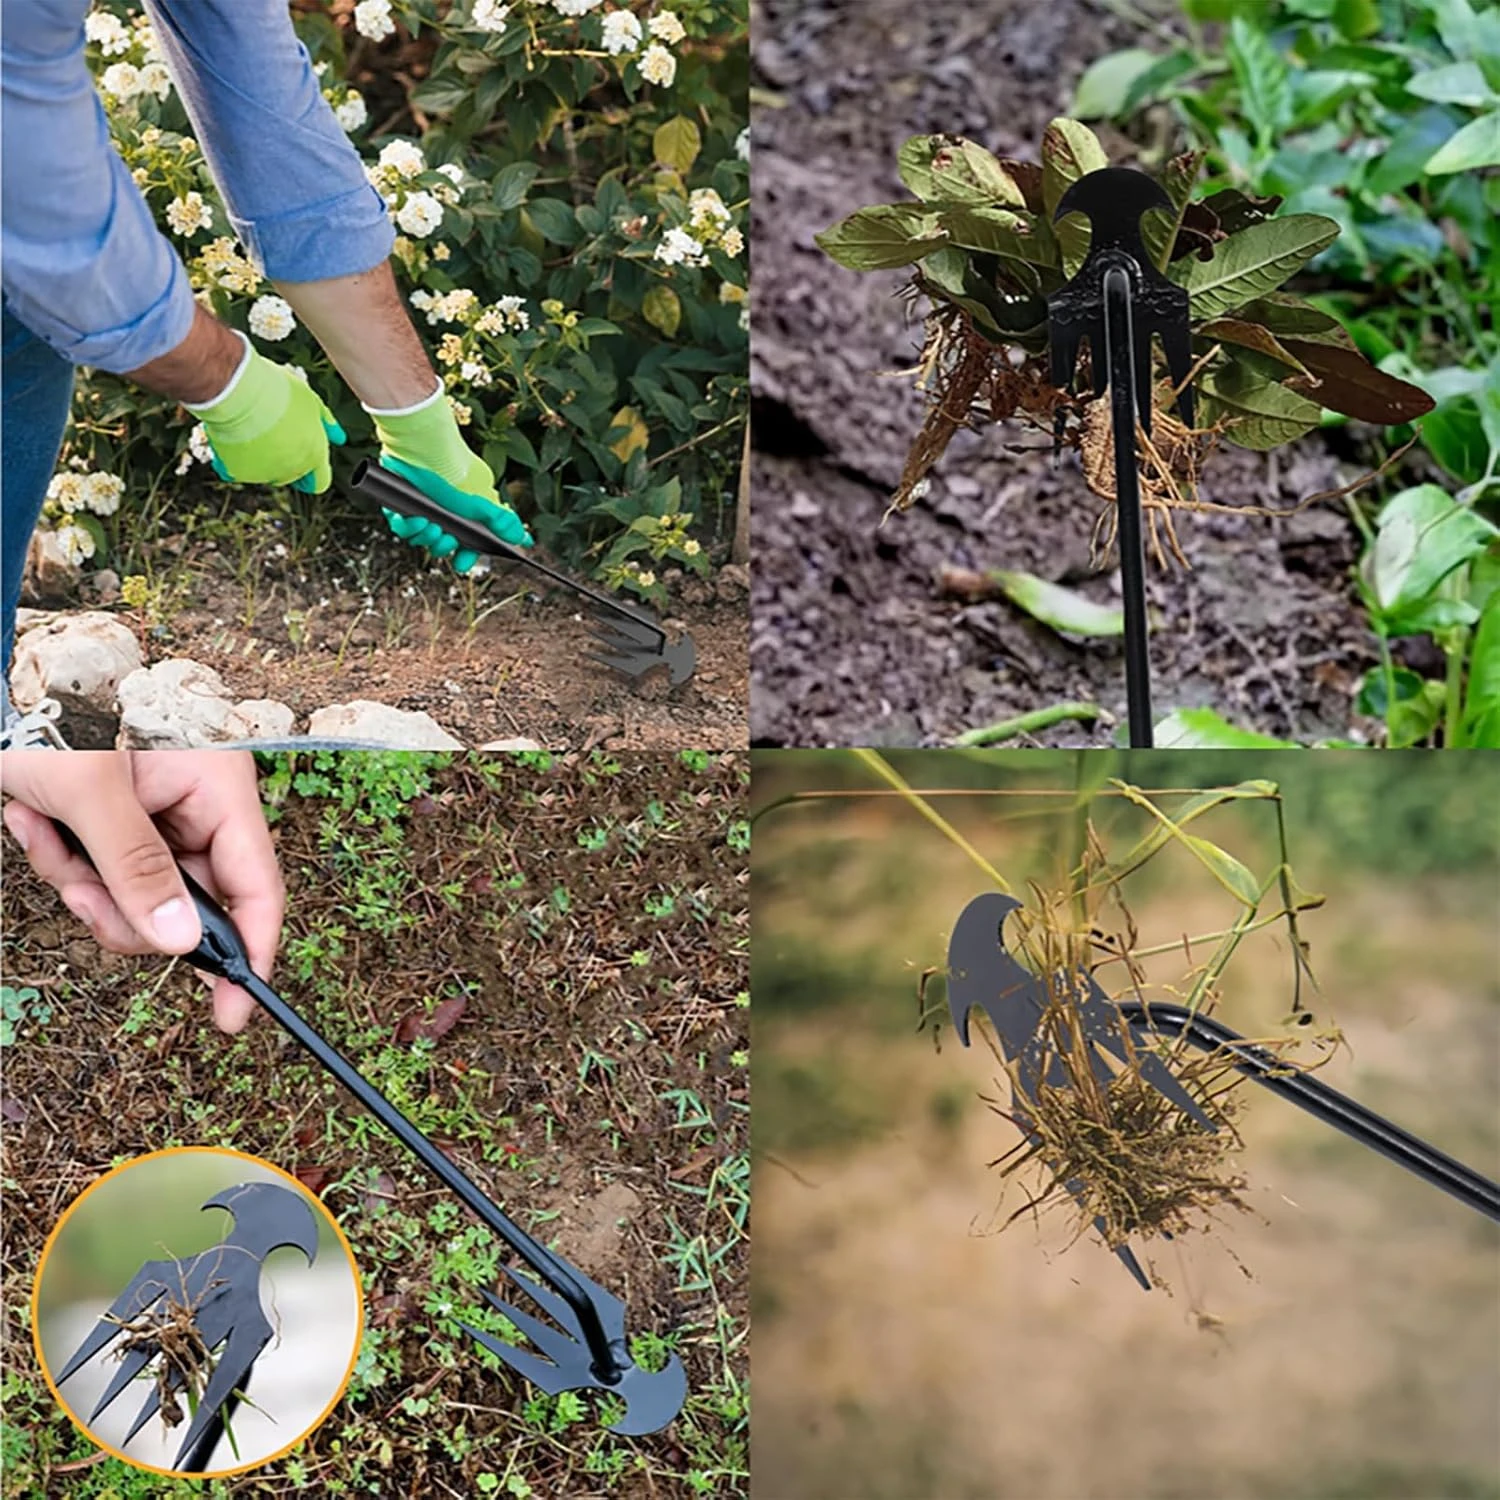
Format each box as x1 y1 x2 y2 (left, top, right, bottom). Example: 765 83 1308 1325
369 381 531 573
187 335 345 494
0 751 283 1033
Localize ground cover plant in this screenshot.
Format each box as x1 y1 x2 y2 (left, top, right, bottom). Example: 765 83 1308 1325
749 0 1497 751
0 750 749 1497
27 1 749 747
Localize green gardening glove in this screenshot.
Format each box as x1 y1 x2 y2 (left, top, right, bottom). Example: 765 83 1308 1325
185 334 345 493
367 381 532 574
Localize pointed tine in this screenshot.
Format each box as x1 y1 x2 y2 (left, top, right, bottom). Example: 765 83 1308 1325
458 1322 580 1395
488 1268 584 1338
56 1322 127 1386
1134 325 1155 438
116 1380 165 1446
584 649 651 679
88 1344 156 1423
478 1292 588 1368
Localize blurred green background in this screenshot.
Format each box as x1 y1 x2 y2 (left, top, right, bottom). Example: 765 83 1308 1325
751 750 1500 1500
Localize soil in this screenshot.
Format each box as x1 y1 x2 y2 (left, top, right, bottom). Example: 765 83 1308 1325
749 0 1407 748
1 753 749 1496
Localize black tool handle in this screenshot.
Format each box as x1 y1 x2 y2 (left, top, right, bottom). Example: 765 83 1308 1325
351 459 665 645
1102 265 1154 748
1120 1002 1500 1223
50 819 626 1382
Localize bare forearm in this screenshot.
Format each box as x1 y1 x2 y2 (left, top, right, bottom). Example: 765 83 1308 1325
124 303 245 404
273 262 437 409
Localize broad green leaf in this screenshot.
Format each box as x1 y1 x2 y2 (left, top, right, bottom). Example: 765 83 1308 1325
1460 592 1500 746
1365 105 1465 194
898 135 1025 207
1356 664 1426 716
1332 0 1381 38
1425 110 1500 172
816 204 948 270
1199 361 1323 448
1183 835 1263 907
1405 60 1497 105
1120 49 1202 115
652 116 702 173
1141 151 1203 272
1152 708 1297 748
990 570 1125 637
1364 484 1499 616
1072 49 1160 119
938 206 1059 267
1042 118 1109 277
1419 397 1490 485
642 284 681 338
1170 215 1340 319
1233 293 1353 346
492 161 541 210
1356 666 1445 746
1228 16 1291 142
1197 318 1311 374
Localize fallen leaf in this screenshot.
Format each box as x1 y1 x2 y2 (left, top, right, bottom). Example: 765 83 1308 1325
396 995 468 1044
295 1164 333 1195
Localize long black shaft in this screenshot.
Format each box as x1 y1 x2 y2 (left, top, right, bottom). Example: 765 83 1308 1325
1102 266 1154 748
1119 1002 1500 1223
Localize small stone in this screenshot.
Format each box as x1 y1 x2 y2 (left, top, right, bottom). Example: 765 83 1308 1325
21 531 85 605
10 612 144 749
117 659 294 749
789 491 822 520
479 737 544 751
716 563 750 601
308 701 463 749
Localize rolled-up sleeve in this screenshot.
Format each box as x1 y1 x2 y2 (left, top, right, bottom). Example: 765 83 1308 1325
1 1 195 372
145 0 393 283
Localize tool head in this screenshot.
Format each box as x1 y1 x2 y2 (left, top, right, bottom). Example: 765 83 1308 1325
459 1264 687 1436
1053 166 1173 240
583 606 697 687
946 892 1025 1047
202 1182 319 1267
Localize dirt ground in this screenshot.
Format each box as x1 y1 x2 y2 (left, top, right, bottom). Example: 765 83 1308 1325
0 753 749 1497
750 761 1500 1500
749 0 1419 748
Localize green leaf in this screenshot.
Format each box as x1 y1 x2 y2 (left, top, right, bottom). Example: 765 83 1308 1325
653 116 702 174
1042 118 1109 277
1228 16 1291 143
1419 397 1490 485
1406 60 1498 106
1183 834 1263 907
1072 49 1160 119
1141 150 1203 272
1356 665 1445 746
897 135 1025 207
492 162 540 210
1152 709 1297 748
1233 293 1352 346
1120 49 1202 114
1197 317 1311 374
1171 215 1340 319
642 285 681 338
1460 592 1500 746
1364 484 1499 617
816 204 949 271
1365 105 1464 194
1199 359 1324 448
990 570 1125 637
938 206 1059 267
1425 110 1500 173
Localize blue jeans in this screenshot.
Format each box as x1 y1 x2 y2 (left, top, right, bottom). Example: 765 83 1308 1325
2 299 75 673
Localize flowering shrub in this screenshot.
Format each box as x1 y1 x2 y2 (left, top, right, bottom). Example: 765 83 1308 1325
61 0 748 603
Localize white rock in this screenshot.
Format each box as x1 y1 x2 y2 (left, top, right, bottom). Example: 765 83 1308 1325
116 659 294 748
479 737 544 751
10 613 143 747
22 529 85 603
307 701 463 748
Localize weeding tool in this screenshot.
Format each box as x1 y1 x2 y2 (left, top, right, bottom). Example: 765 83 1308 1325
947 892 1500 1286
54 1181 318 1474
351 460 697 686
52 822 688 1437
1048 167 1196 749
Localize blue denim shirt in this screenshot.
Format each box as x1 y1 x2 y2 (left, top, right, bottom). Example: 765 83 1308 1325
1 0 394 373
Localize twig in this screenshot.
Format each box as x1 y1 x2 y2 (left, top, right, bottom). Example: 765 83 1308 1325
952 702 1103 746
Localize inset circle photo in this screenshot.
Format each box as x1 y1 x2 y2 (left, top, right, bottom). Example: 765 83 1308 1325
32 1146 362 1479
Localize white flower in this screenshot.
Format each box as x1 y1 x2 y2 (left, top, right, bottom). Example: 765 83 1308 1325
434 161 465 205
138 23 165 65
353 0 396 41
396 191 444 238
189 424 215 464
84 12 132 56
719 281 746 304
165 191 212 237
421 288 480 325
602 10 642 54
248 294 297 341
55 524 97 567
654 226 704 266
688 188 731 230
459 360 493 387
471 0 511 32
648 11 686 44
378 139 426 179
46 474 85 514
138 62 172 100
736 127 750 161
80 472 125 516
551 0 604 14
410 289 436 310
639 42 676 86
637 569 656 588
449 399 473 426
175 450 194 476
100 62 140 99
335 92 368 131
720 225 744 257
682 538 701 556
